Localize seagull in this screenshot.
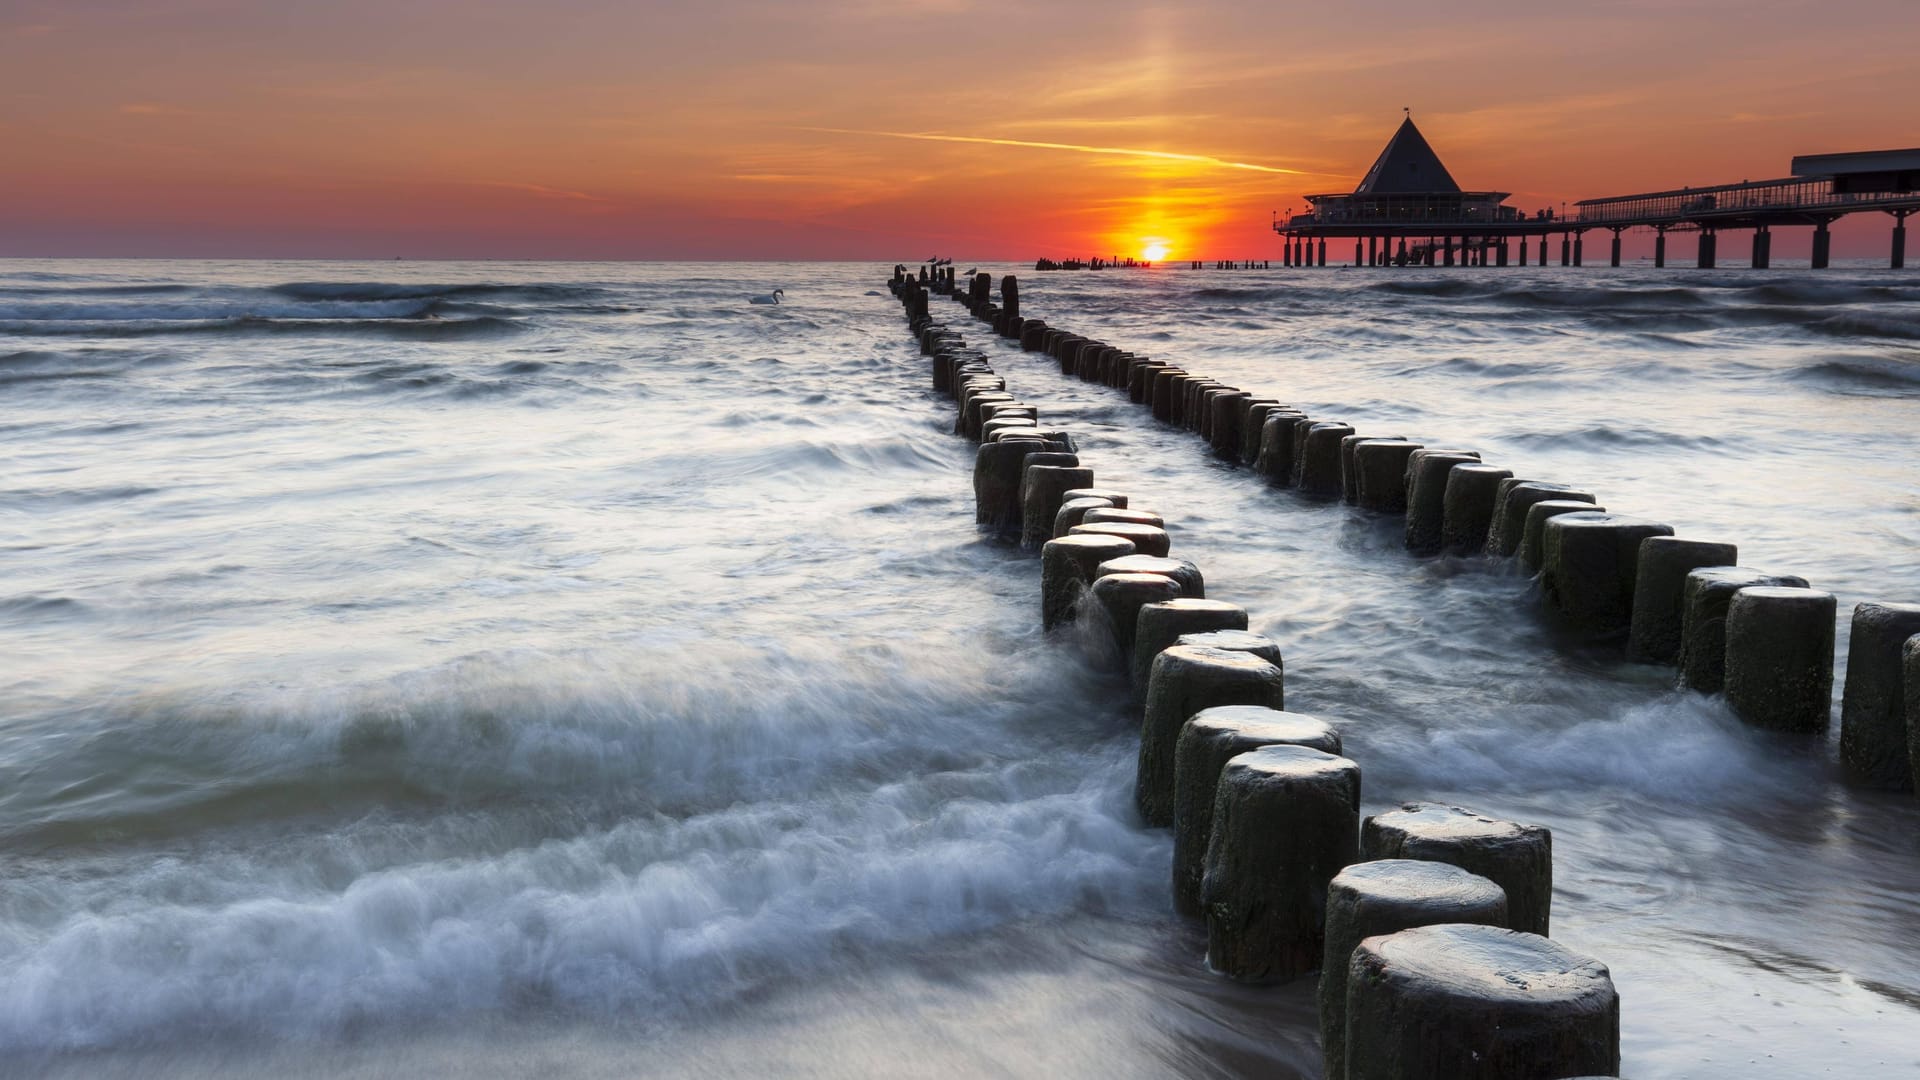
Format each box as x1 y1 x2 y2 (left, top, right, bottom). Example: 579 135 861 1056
963 268 976 276
749 289 784 305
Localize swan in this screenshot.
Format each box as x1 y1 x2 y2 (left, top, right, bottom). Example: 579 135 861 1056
749 289 784 305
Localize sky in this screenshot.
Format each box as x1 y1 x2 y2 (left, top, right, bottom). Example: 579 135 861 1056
3 0 1919 260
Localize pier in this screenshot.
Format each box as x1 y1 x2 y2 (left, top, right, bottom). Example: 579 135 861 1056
1272 117 1920 270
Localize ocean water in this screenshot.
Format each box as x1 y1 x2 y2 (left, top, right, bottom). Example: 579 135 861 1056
2 258 1917 1078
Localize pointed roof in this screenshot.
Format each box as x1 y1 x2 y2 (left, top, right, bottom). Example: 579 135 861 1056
1354 117 1461 195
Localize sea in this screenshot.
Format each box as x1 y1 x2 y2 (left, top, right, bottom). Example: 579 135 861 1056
2 258 1918 1078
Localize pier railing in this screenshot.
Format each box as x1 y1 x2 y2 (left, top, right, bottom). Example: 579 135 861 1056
1575 176 1920 226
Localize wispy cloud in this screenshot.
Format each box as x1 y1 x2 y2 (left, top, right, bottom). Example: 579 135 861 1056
471 181 608 203
119 102 190 116
991 115 1226 133
801 127 1303 175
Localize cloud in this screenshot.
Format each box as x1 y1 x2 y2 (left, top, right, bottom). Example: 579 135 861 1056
470 181 608 203
118 102 191 116
829 0 973 14
801 127 1303 174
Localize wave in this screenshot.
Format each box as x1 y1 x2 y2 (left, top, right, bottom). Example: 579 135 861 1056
0 281 627 328
1403 355 1565 380
1503 423 1735 450
1 485 162 507
1489 285 1719 311
1804 312 1920 343
1364 691 1822 804
0 367 123 385
1792 355 1920 392
0 641 1161 1048
0 594 87 616
267 281 612 303
0 767 1158 1049
0 283 200 298
0 316 527 340
0 298 445 321
1747 281 1920 306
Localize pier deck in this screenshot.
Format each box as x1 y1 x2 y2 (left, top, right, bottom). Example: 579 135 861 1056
1272 131 1919 269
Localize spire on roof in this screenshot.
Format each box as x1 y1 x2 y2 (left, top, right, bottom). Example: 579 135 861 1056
1354 116 1461 195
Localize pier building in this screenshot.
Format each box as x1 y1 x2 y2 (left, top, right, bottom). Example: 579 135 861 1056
1272 115 1563 269
1273 118 1920 269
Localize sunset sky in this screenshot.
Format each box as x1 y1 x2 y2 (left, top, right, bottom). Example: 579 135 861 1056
4 0 1918 260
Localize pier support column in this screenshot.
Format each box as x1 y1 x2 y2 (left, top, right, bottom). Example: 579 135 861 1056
1609 228 1623 268
1396 238 1409 266
1573 232 1584 266
1539 234 1548 266
1283 240 1292 268
1654 227 1668 268
1367 236 1377 267
1496 239 1508 267
1317 239 1327 266
1893 210 1910 270
1752 227 1771 270
1699 229 1717 269
1354 241 1363 267
1442 237 1455 267
1812 221 1832 269
1518 236 1528 265
1560 234 1571 266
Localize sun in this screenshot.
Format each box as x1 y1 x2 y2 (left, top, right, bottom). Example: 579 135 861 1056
1141 241 1171 263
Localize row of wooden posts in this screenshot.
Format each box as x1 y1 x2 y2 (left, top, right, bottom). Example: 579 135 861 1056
887 264 1626 1080
916 266 1920 794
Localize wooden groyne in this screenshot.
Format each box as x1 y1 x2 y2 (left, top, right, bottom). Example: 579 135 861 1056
885 264 1628 1079
922 267 1920 796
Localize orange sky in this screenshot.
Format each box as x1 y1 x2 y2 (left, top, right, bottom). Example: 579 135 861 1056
4 0 1918 259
